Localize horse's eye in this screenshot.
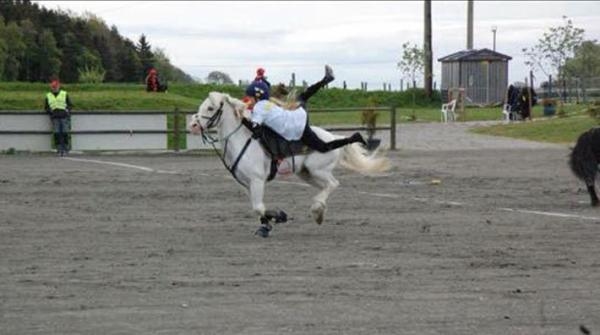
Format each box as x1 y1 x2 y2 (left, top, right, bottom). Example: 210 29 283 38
207 107 214 112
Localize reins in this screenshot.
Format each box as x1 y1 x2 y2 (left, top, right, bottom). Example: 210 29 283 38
199 100 252 188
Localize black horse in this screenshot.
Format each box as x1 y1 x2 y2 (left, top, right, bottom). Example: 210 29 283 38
569 127 600 206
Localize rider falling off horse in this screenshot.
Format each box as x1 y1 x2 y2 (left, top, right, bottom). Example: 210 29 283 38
242 65 367 152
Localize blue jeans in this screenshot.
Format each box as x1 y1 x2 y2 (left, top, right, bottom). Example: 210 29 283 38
51 118 70 152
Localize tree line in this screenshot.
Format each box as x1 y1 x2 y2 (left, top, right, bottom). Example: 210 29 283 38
0 0 193 83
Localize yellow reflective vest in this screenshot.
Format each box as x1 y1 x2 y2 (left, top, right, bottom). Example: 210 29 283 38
46 90 68 111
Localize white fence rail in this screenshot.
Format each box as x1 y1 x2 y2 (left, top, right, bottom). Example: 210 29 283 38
0 108 397 152
0 111 215 152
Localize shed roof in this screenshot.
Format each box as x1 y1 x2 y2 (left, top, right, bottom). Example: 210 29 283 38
438 48 512 62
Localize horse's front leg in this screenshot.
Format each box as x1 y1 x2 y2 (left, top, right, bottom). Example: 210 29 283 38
249 179 288 237
249 179 269 237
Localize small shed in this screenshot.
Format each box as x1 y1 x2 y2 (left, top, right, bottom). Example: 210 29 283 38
438 48 512 105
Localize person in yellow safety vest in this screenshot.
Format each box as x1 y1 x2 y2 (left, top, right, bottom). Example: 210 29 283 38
44 79 73 156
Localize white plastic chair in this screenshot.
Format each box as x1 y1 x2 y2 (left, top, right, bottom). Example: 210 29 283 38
441 99 457 123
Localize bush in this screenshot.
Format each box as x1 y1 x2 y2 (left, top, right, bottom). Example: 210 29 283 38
78 65 106 84
586 101 600 121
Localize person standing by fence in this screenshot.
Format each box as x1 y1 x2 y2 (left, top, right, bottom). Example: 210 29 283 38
45 79 73 156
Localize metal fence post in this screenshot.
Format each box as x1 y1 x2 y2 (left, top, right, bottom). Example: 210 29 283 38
390 107 397 151
173 108 180 152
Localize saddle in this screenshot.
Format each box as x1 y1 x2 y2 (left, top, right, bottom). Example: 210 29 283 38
255 125 311 181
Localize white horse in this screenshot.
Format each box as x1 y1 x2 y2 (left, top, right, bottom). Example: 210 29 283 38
189 92 390 237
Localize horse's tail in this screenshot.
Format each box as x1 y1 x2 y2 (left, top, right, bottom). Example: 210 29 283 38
569 131 598 185
339 143 391 174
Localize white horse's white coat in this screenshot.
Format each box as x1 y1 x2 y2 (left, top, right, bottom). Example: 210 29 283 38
189 92 390 226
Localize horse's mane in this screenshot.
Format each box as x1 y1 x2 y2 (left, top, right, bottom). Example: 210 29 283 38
270 83 301 110
208 91 250 119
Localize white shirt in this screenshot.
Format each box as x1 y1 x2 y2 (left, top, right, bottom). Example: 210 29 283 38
250 100 307 141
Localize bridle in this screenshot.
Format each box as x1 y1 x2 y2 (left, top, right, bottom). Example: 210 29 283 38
197 101 224 144
195 98 252 188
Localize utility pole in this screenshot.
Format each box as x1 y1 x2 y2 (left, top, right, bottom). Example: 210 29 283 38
424 0 433 98
467 0 473 49
491 25 497 51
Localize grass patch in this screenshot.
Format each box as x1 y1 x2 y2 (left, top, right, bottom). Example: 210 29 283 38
0 89 199 111
471 104 596 144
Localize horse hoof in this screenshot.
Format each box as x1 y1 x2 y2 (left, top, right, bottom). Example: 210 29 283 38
255 225 271 238
311 205 325 225
274 210 288 223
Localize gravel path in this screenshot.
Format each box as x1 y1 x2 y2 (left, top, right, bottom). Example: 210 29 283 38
386 121 568 152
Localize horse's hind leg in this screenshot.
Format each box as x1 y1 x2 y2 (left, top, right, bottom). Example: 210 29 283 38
298 169 339 225
587 185 599 206
586 180 599 207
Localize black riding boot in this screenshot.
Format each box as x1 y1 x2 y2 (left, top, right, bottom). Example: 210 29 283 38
305 132 367 153
298 65 335 106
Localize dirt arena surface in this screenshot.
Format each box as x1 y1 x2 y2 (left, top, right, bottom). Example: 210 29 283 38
2 123 599 334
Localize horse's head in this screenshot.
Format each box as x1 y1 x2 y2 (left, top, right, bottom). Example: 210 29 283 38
189 92 247 135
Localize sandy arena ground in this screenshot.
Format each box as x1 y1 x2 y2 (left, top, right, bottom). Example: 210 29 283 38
1 122 599 334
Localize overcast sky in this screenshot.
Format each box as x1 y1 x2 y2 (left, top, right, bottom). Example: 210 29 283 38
39 1 600 89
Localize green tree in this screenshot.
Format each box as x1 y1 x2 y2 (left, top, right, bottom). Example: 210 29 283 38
397 42 424 88
206 70 233 85
0 1 195 83
0 16 8 79
522 16 585 78
563 40 600 79
59 31 83 82
152 47 174 81
137 34 154 77
78 47 102 69
37 29 62 81
1 21 26 80
117 39 142 82
152 47 194 83
17 18 39 81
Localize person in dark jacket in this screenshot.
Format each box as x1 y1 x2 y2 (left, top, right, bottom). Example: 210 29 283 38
45 79 73 156
254 67 271 88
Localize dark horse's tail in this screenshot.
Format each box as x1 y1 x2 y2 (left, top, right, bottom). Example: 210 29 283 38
570 128 600 206
570 130 598 185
